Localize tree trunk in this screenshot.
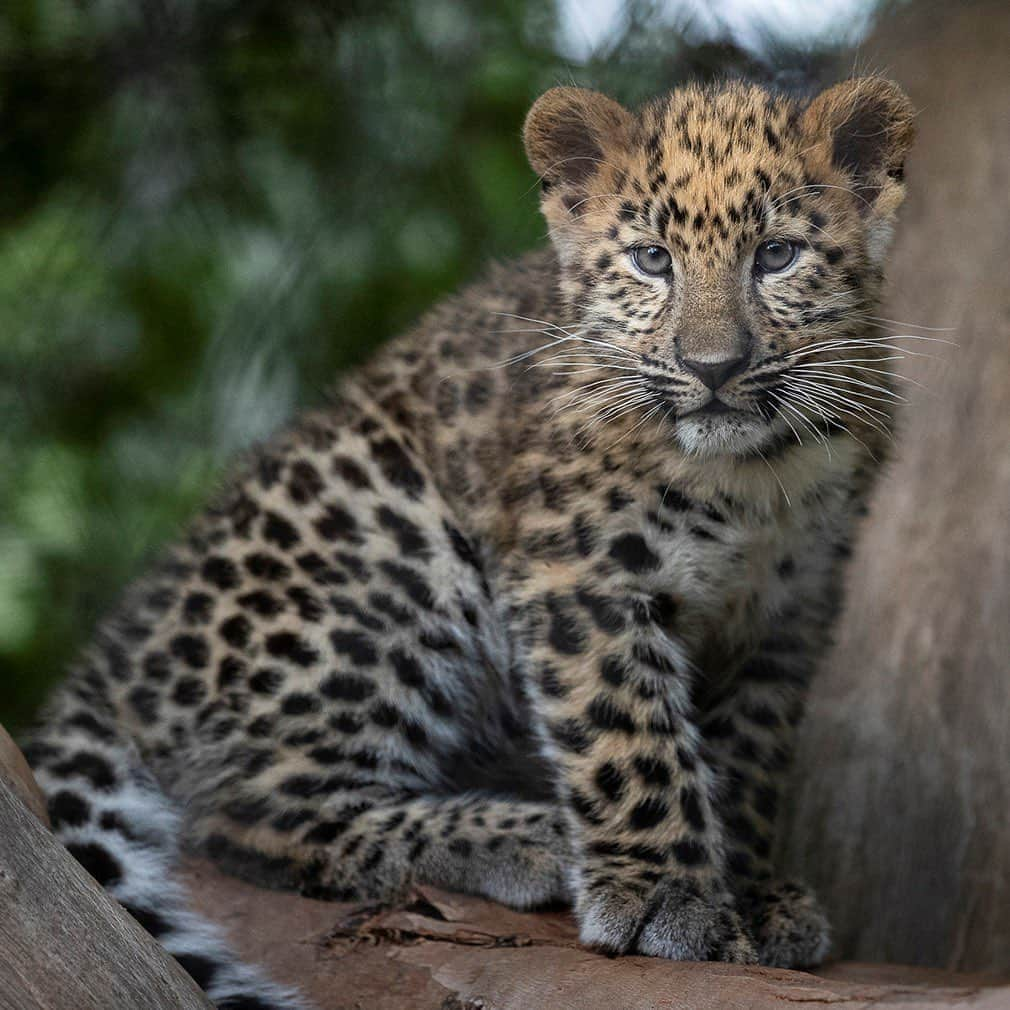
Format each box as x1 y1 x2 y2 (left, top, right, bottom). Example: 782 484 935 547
0 745 212 1010
780 0 1010 973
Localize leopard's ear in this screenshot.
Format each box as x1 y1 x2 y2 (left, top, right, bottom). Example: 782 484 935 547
523 87 631 191
802 77 916 214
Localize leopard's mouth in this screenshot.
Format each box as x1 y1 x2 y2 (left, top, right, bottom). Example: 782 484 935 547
670 399 780 457
681 397 738 417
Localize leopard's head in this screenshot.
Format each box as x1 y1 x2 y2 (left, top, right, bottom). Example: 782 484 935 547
524 78 915 458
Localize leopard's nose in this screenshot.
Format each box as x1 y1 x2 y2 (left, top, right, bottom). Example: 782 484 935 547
680 351 751 390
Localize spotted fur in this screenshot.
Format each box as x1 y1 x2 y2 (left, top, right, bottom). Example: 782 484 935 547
23 76 915 1001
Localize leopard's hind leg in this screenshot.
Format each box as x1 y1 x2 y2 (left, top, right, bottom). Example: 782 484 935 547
191 789 572 909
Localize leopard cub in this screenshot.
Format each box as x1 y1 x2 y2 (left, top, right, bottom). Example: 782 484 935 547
25 76 915 1006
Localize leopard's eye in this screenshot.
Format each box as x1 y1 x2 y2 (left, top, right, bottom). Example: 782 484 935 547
631 245 673 277
754 239 798 274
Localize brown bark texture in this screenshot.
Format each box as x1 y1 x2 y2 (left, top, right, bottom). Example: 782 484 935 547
0 724 49 828
780 0 1010 973
0 762 213 1010
177 862 1010 1010
3 748 1007 1010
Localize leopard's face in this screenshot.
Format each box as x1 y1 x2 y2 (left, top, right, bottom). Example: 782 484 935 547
525 79 915 457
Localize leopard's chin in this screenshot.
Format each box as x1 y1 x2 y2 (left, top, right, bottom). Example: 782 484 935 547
674 410 778 459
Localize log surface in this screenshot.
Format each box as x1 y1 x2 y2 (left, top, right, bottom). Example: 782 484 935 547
184 860 1010 1010
0 773 212 1010
0 724 48 828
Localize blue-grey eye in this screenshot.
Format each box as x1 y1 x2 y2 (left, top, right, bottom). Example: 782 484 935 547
754 239 798 273
631 245 672 276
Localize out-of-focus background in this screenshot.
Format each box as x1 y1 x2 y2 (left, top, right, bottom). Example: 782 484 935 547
0 0 871 728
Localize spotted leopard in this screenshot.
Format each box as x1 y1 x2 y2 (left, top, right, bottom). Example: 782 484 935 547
22 76 915 1006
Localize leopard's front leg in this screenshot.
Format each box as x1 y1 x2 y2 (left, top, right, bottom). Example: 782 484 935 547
509 553 756 963
699 603 838 967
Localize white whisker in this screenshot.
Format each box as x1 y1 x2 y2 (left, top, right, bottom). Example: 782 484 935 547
546 379 642 413
588 393 654 423
768 393 833 459
549 379 643 409
792 355 905 365
548 367 639 376
786 378 892 421
793 360 930 392
768 401 804 449
847 313 957 334
567 381 648 409
601 401 666 450
783 381 892 440
845 328 958 346
754 446 792 508
491 311 579 337
789 370 907 403
788 339 937 360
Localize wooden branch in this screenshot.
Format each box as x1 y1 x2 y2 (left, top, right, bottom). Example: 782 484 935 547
5 721 1007 1010
183 862 1010 1010
0 725 49 828
0 744 212 1010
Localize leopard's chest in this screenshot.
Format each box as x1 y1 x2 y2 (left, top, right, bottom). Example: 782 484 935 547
644 489 846 674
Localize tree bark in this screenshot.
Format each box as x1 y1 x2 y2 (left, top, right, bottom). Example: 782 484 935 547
0 756 212 1010
183 862 1010 1010
4 722 1009 1010
780 0 1010 973
0 725 49 828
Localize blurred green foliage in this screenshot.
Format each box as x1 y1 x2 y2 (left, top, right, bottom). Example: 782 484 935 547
0 0 853 728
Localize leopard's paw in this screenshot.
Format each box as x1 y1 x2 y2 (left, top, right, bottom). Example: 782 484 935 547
579 878 757 963
738 878 830 968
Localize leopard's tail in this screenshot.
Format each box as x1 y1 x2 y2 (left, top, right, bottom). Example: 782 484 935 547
21 696 311 1010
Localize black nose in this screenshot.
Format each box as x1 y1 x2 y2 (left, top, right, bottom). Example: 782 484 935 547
680 352 750 390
